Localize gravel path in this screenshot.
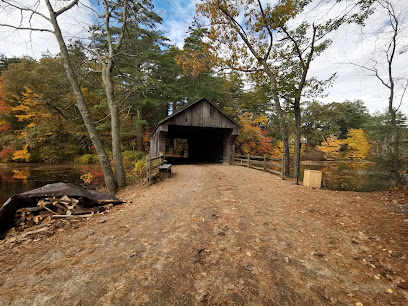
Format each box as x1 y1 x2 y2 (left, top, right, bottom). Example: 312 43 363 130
0 164 407 305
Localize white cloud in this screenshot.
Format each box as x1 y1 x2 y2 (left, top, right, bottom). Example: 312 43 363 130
154 0 200 48
303 1 408 113
0 0 95 58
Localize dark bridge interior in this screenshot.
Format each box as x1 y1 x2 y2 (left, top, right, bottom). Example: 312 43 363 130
166 125 232 163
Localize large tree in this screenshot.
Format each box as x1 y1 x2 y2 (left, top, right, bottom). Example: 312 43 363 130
198 0 292 176
0 0 118 193
88 0 163 187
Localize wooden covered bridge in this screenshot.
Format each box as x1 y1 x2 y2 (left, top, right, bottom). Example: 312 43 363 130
149 98 240 163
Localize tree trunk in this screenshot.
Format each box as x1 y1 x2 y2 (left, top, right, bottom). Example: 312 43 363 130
293 98 301 181
390 108 399 176
264 65 290 177
102 62 126 188
45 1 117 194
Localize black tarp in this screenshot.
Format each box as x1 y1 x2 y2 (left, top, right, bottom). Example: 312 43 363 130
0 182 122 236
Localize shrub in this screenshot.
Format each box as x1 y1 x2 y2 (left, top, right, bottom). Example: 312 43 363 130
0 146 13 162
123 150 145 163
80 167 104 187
75 154 99 164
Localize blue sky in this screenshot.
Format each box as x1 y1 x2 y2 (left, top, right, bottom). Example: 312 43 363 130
152 0 199 48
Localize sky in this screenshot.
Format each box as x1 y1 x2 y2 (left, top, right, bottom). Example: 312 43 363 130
0 0 407 114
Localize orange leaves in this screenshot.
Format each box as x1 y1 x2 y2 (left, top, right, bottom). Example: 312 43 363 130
236 112 277 156
175 45 215 78
316 135 342 160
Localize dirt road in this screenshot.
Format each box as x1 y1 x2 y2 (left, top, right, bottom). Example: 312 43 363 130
0 164 407 305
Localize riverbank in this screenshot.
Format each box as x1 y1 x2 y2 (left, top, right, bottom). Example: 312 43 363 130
0 164 407 305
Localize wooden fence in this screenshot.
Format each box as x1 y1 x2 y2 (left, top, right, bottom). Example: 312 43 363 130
146 153 164 185
233 153 284 179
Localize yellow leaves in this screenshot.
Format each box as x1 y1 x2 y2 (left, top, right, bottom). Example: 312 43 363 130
316 130 371 160
12 144 30 162
12 169 30 180
80 172 95 185
15 130 27 139
343 129 371 160
316 135 342 160
11 88 51 126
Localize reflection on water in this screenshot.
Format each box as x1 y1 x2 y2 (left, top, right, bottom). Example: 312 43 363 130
300 161 393 192
0 161 395 207
0 163 100 207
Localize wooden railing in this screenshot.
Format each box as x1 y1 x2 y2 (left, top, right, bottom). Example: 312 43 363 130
146 153 164 185
233 153 284 179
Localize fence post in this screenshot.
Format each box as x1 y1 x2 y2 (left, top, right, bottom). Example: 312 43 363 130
263 154 266 171
247 153 250 167
281 155 285 180
146 154 151 185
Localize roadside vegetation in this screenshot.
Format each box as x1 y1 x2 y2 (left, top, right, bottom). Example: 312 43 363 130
0 0 406 192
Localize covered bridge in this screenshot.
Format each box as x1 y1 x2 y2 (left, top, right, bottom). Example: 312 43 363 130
149 98 240 163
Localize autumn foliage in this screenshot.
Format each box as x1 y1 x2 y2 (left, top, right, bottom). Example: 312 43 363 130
316 129 371 160
235 112 278 156
343 128 371 160
316 135 342 160
0 77 10 133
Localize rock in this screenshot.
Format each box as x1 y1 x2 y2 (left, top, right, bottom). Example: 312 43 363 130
398 282 408 290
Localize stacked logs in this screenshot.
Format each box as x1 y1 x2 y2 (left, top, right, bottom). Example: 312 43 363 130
14 195 110 231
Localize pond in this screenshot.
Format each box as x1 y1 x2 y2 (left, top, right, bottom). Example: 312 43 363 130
0 163 100 207
300 161 394 192
0 161 395 208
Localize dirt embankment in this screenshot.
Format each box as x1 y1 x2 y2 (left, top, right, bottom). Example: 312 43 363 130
0 164 407 305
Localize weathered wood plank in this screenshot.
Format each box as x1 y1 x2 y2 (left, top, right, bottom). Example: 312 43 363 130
265 161 282 168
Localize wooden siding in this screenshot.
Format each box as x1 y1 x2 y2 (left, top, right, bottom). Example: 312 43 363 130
160 100 239 133
149 98 239 160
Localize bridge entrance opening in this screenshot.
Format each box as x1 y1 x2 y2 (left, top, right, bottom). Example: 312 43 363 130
165 125 231 164
149 98 239 164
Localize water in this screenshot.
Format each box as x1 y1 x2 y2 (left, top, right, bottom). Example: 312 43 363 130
300 161 393 192
0 161 395 207
0 163 100 207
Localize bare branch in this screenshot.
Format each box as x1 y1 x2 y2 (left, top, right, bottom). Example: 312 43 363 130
350 59 391 89
55 0 79 17
0 23 54 33
0 0 50 21
396 79 408 112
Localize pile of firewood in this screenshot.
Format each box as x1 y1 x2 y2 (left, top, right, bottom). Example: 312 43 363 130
14 195 110 231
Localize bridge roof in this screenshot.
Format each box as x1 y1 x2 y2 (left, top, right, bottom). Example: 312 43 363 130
152 98 240 135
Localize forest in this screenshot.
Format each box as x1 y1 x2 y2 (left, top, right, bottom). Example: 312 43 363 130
0 0 407 194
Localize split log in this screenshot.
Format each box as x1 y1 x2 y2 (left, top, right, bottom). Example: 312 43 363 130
51 214 93 219
16 207 44 212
